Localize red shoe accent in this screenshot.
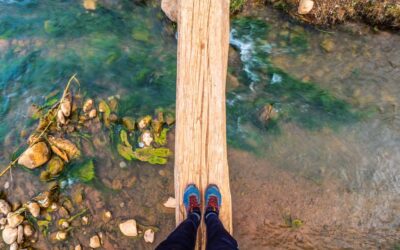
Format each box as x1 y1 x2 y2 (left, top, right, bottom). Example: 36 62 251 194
189 195 200 212
207 196 219 212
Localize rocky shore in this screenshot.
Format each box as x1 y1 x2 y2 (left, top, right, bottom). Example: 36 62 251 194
237 0 400 29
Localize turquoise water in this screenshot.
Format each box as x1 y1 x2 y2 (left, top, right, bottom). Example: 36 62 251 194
0 0 400 249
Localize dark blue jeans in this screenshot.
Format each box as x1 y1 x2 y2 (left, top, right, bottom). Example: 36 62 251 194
156 213 238 250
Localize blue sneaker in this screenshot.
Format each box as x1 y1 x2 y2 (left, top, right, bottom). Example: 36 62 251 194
205 184 221 216
183 184 201 216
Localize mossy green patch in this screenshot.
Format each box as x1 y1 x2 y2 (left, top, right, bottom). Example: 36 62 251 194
230 0 246 13
228 17 368 151
68 159 95 182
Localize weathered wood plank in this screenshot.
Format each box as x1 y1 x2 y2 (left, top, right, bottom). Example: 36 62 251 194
174 0 232 248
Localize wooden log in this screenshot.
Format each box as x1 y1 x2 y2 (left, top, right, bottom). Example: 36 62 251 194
174 0 232 248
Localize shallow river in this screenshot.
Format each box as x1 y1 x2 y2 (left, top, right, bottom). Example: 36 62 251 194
0 0 399 249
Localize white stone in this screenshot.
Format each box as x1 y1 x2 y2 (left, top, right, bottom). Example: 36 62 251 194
2 226 18 245
163 197 176 208
9 242 18 250
27 202 40 218
23 224 34 237
89 109 97 118
7 213 24 228
17 225 23 244
161 0 177 22
298 0 314 14
89 235 101 248
119 161 127 168
144 229 155 243
119 219 137 237
0 200 11 215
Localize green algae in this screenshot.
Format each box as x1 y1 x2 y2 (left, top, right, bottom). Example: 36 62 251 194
68 159 95 183
224 17 377 153
230 0 246 13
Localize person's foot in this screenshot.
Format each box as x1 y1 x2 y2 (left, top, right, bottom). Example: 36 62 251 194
205 184 221 217
183 184 201 218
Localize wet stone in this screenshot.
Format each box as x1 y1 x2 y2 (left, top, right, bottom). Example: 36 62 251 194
111 179 123 190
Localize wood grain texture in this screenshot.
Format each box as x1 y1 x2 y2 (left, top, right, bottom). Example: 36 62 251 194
175 0 232 248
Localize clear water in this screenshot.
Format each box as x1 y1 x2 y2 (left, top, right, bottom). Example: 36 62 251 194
0 0 400 249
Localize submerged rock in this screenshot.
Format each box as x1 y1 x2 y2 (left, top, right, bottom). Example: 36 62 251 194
7 213 24 228
18 142 51 169
163 197 176 208
320 39 335 53
17 225 23 244
23 224 34 237
48 136 80 160
33 191 51 208
89 109 97 118
27 202 40 218
10 242 18 250
139 130 153 148
47 156 65 177
61 93 72 117
0 199 11 215
298 0 314 14
83 99 94 113
138 116 152 130
258 104 278 127
122 117 135 131
161 0 177 22
89 235 101 248
119 219 137 237
144 229 155 243
51 231 67 242
83 0 96 10
57 109 67 125
2 226 18 244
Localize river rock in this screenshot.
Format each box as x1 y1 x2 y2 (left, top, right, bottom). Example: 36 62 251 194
83 99 93 113
55 231 67 241
161 0 177 22
18 142 51 169
7 213 24 228
57 109 66 125
27 202 40 218
10 242 18 250
144 229 155 243
0 218 7 225
2 226 18 244
298 0 314 14
0 199 11 215
89 109 97 118
140 130 153 147
61 94 72 117
163 197 176 208
83 0 96 10
122 117 135 131
320 39 335 53
89 235 101 248
23 224 34 237
119 219 137 237
17 225 23 244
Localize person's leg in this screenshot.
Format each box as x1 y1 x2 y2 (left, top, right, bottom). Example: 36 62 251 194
156 213 200 250
204 185 238 250
156 184 202 250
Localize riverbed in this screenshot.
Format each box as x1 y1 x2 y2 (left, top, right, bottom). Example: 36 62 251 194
0 0 399 249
